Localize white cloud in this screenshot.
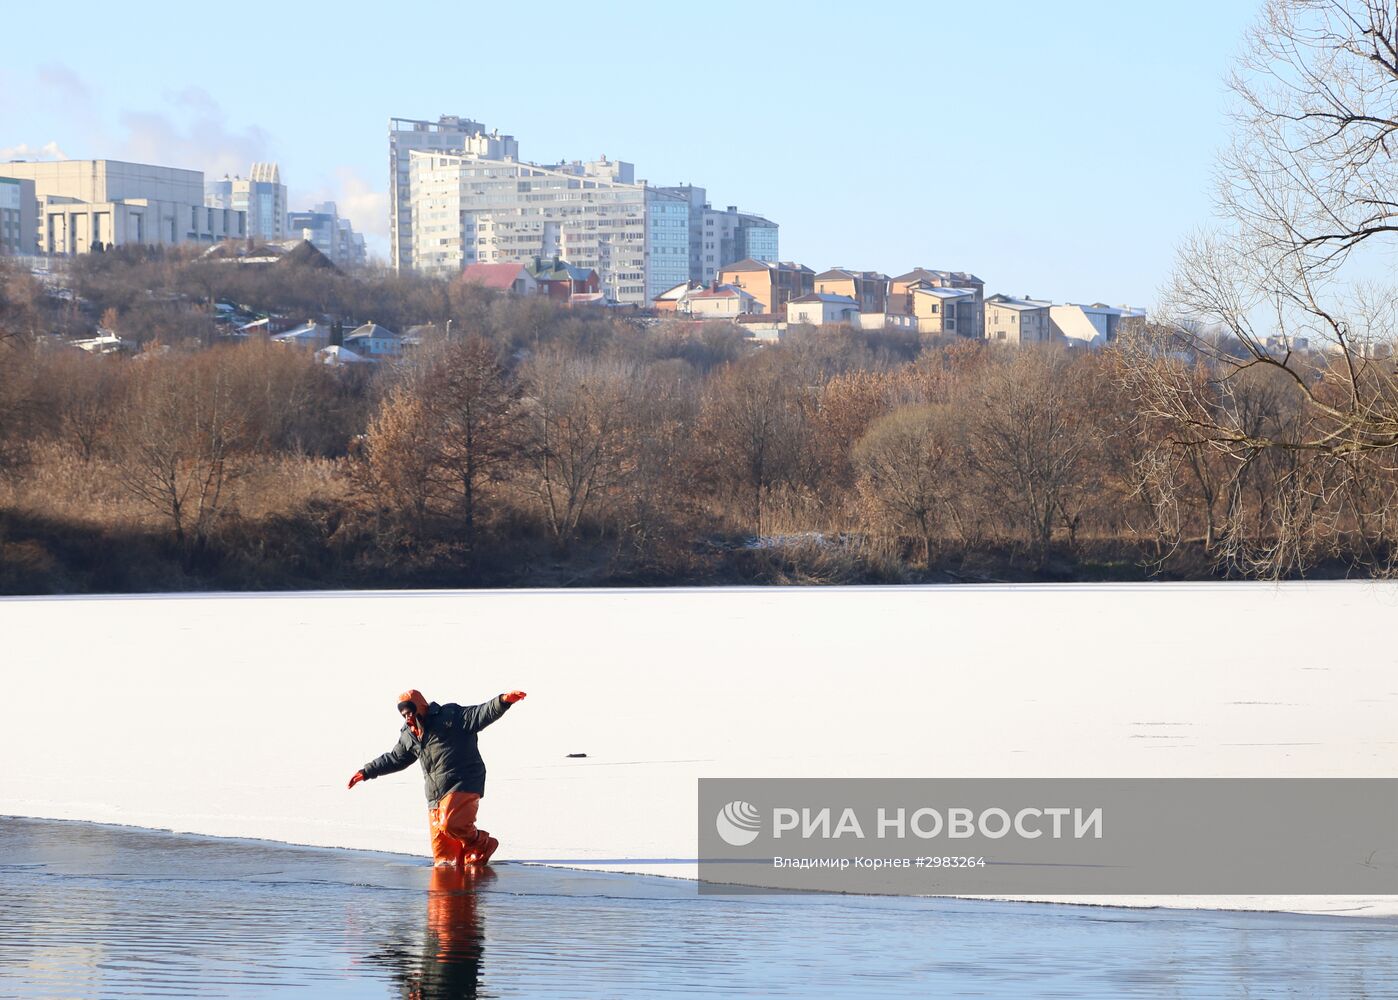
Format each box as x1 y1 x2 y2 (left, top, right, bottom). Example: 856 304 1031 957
0 141 69 160
116 87 271 177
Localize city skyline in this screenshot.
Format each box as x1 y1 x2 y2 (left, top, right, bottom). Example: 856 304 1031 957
1 0 1261 305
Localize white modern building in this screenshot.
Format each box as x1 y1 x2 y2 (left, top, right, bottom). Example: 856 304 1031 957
409 152 690 304
389 115 519 273
205 162 287 241
1050 302 1147 348
0 160 245 254
0 176 37 254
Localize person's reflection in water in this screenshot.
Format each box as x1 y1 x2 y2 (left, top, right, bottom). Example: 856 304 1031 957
375 865 494 1000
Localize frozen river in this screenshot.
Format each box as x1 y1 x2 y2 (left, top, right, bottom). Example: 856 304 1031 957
3 582 1397 918
3 817 1397 999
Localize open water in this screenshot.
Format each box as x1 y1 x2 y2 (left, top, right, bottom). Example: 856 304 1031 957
2 817 1397 998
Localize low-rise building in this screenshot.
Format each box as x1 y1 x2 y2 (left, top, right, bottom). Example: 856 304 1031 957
888 268 984 337
344 322 402 358
271 320 333 349
787 292 860 327
813 269 889 313
0 159 246 254
528 258 601 304
717 259 815 316
653 280 703 312
458 262 539 295
685 283 759 319
885 282 977 336
985 294 1055 345
1050 302 1146 348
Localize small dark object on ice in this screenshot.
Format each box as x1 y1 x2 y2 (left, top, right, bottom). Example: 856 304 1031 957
566 752 588 758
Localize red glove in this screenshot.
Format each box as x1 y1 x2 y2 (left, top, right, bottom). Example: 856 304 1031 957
347 770 365 790
503 691 527 703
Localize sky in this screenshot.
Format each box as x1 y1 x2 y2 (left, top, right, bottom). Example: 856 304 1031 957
0 0 1262 308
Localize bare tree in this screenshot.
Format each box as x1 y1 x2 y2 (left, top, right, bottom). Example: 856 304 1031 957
515 351 634 551
43 352 121 461
699 353 809 538
1125 1 1398 456
428 336 516 551
113 353 248 550
853 404 964 566
969 350 1091 566
353 381 450 539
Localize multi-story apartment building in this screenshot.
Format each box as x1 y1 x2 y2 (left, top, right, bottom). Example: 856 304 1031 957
408 152 689 304
888 268 985 338
287 201 367 268
814 268 889 313
985 294 1055 345
645 185 780 285
389 115 519 272
0 176 37 255
716 259 815 315
0 159 245 254
205 162 287 241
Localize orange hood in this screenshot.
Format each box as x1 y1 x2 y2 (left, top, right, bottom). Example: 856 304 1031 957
396 689 429 739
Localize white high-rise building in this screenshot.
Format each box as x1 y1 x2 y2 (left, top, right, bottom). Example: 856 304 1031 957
409 152 689 304
389 115 519 272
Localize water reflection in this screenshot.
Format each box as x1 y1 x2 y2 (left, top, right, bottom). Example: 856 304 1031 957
3 817 1397 998
369 866 493 1000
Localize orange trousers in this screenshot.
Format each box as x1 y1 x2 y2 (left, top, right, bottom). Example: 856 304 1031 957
429 791 490 865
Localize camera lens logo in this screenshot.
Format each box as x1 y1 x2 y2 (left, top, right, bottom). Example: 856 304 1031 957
716 800 762 846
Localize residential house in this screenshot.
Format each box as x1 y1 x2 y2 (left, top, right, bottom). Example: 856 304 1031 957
344 322 402 358
653 279 703 313
885 283 977 335
271 320 333 349
787 293 860 327
888 268 985 337
717 259 815 316
985 294 1055 345
528 257 602 304
315 345 371 366
813 269 889 314
685 283 760 319
458 262 539 295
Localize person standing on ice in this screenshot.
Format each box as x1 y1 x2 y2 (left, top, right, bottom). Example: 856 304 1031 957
348 688 527 866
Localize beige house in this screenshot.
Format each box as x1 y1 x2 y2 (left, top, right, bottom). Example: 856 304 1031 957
813 268 889 313
717 258 815 315
885 282 977 335
888 268 984 337
984 294 1055 345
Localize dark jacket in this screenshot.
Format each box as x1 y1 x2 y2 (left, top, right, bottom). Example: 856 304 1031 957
362 697 512 804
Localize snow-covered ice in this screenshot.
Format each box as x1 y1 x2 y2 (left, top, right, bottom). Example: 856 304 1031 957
3 581 1396 916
